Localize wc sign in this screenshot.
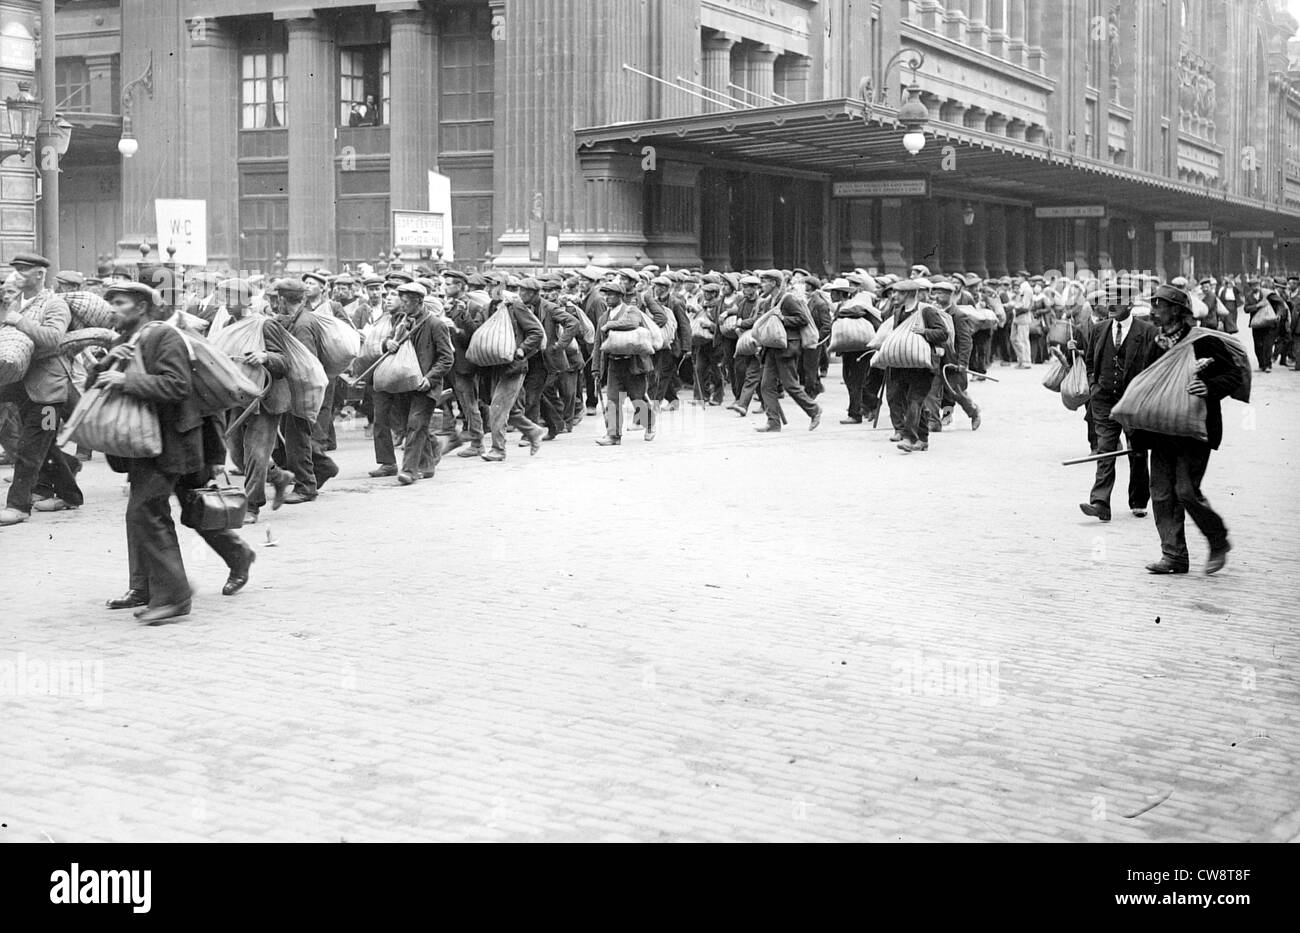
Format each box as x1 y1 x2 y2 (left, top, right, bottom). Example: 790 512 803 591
154 199 208 266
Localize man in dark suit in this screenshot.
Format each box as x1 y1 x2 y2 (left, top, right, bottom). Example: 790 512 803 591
1078 280 1159 523
273 279 338 503
754 270 822 434
1141 286 1245 575
94 283 255 624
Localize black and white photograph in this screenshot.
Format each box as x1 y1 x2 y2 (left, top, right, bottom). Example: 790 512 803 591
0 0 1296 888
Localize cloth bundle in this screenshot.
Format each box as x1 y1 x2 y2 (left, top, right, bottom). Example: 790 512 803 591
312 308 360 376
467 306 518 366
373 339 425 394
1112 332 1251 441
63 291 116 330
870 311 934 371
0 325 34 386
751 311 787 350
1059 353 1090 411
828 316 876 353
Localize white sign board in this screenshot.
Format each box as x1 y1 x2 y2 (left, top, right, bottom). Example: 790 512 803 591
1034 205 1106 219
1227 230 1274 238
1170 229 1213 243
393 210 445 251
1154 220 1210 231
428 171 454 261
154 199 207 266
832 179 929 198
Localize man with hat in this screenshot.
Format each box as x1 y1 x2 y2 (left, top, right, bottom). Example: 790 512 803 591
438 268 487 457
802 275 833 393
909 264 931 280
0 253 83 527
753 269 822 433
213 277 293 521
646 274 691 411
53 270 85 293
269 278 338 503
90 281 256 622
539 274 585 432
1140 285 1243 575
883 278 947 452
381 282 454 484
691 279 725 406
1077 277 1158 523
518 276 578 442
479 276 546 461
827 277 877 424
722 274 762 405
577 267 606 414
924 279 981 432
592 279 655 445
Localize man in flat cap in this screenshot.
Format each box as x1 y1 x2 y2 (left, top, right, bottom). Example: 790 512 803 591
54 270 85 293
479 275 546 461
691 280 725 406
752 269 822 433
645 274 690 412
518 275 578 442
269 278 338 503
90 282 256 622
0 253 83 527
803 275 833 394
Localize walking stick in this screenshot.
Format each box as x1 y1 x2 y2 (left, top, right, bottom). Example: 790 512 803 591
1062 449 1133 466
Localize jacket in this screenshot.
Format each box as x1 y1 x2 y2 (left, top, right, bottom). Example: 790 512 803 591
482 299 544 377
594 302 654 376
531 297 579 373
12 289 72 404
1082 315 1159 397
807 291 834 340
281 304 327 362
101 321 204 476
401 308 455 396
447 290 490 375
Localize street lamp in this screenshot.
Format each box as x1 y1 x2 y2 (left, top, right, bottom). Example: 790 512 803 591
1 82 40 162
118 51 153 160
117 116 138 158
962 202 976 226
899 84 929 156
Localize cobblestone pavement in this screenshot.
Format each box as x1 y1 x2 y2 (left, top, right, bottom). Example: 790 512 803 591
2 356 1298 842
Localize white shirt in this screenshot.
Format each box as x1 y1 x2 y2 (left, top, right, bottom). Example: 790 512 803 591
1112 315 1132 347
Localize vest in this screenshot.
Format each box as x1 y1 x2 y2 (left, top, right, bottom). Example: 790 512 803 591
1097 322 1130 395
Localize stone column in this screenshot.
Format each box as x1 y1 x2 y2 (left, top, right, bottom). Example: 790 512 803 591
917 199 940 268
1025 0 1044 73
1025 215 1043 272
985 204 1007 276
964 202 988 276
644 159 703 268
1096 218 1112 271
745 46 778 105
576 147 648 267
987 0 1007 59
702 34 736 111
183 17 239 269
386 4 433 214
744 173 774 268
117 0 186 259
842 199 875 269
967 0 988 52
1007 0 1026 67
1005 206 1026 273
878 197 906 273
284 15 336 272
776 54 811 103
939 200 964 273
964 107 989 132
699 167 731 269
945 0 969 43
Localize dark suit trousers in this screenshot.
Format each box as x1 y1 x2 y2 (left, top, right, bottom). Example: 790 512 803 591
734 354 760 408
720 336 738 396
125 462 246 606
842 352 872 419
1149 436 1228 565
693 343 723 403
1088 393 1150 511
542 370 576 432
523 361 548 426
800 346 823 398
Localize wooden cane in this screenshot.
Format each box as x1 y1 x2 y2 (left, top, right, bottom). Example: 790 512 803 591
1062 448 1134 466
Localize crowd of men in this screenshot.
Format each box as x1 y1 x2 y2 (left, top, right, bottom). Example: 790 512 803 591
0 251 1273 621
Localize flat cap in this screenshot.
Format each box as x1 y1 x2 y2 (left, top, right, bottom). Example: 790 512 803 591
442 269 468 283
739 274 761 287
466 273 487 288
929 280 958 292
103 282 160 304
1151 284 1192 312
361 274 385 286
599 280 627 295
517 276 542 291
301 270 331 286
758 269 784 281
55 270 85 288
578 265 605 282
216 278 254 302
271 277 307 299
701 281 722 292
651 275 673 287
792 268 810 278
827 278 854 293
385 270 416 285
10 252 50 269
396 282 428 298
332 274 355 286
909 264 931 276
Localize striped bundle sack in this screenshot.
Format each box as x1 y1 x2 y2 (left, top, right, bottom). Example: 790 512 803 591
870 309 934 371
466 305 518 366
828 316 876 353
63 341 162 459
0 324 34 386
63 291 116 330
1111 332 1250 442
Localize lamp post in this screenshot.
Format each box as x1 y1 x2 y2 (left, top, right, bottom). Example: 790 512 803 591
0 81 40 162
117 51 153 159
37 0 59 267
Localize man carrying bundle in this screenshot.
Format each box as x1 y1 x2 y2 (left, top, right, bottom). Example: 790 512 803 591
384 282 454 485
1137 286 1244 575
92 283 256 623
593 280 655 446
272 279 338 503
753 270 822 434
0 253 83 527
214 278 293 523
479 277 545 461
1076 279 1157 523
883 278 947 453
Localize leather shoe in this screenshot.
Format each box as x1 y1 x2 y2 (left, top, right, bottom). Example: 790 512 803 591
368 464 397 477
397 471 417 485
420 471 435 479
754 425 780 433
839 417 862 425
243 509 259 525
1131 508 1147 518
888 432 903 442
33 498 76 512
726 403 746 416
271 473 292 510
1079 503 1112 523
135 602 192 625
808 410 821 431
970 406 982 431
456 445 483 458
106 589 148 610
1205 543 1231 575
527 428 543 455
517 438 532 447
222 549 255 596
1145 559 1189 575
480 449 506 461
281 491 315 505
0 507 28 526
595 435 621 446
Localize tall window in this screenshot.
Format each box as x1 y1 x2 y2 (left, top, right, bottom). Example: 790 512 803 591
55 57 91 112
340 46 389 125
241 52 286 129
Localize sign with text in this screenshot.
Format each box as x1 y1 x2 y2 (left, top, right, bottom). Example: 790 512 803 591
1170 229 1213 243
1227 230 1274 238
1033 205 1106 219
832 179 929 198
393 209 445 251
1154 220 1210 231
154 199 207 266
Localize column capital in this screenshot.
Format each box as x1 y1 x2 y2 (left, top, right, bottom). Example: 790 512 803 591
273 9 318 22
750 45 780 62
703 34 737 51
375 1 425 13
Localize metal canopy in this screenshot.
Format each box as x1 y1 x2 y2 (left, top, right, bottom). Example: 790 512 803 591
576 98 1300 236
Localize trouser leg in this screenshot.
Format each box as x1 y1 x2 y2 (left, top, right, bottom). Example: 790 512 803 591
842 354 868 418
1089 395 1122 510
1149 441 1188 565
777 351 820 419
234 409 284 511
400 392 439 475
4 392 69 513
282 415 318 497
125 464 190 606
451 373 484 445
